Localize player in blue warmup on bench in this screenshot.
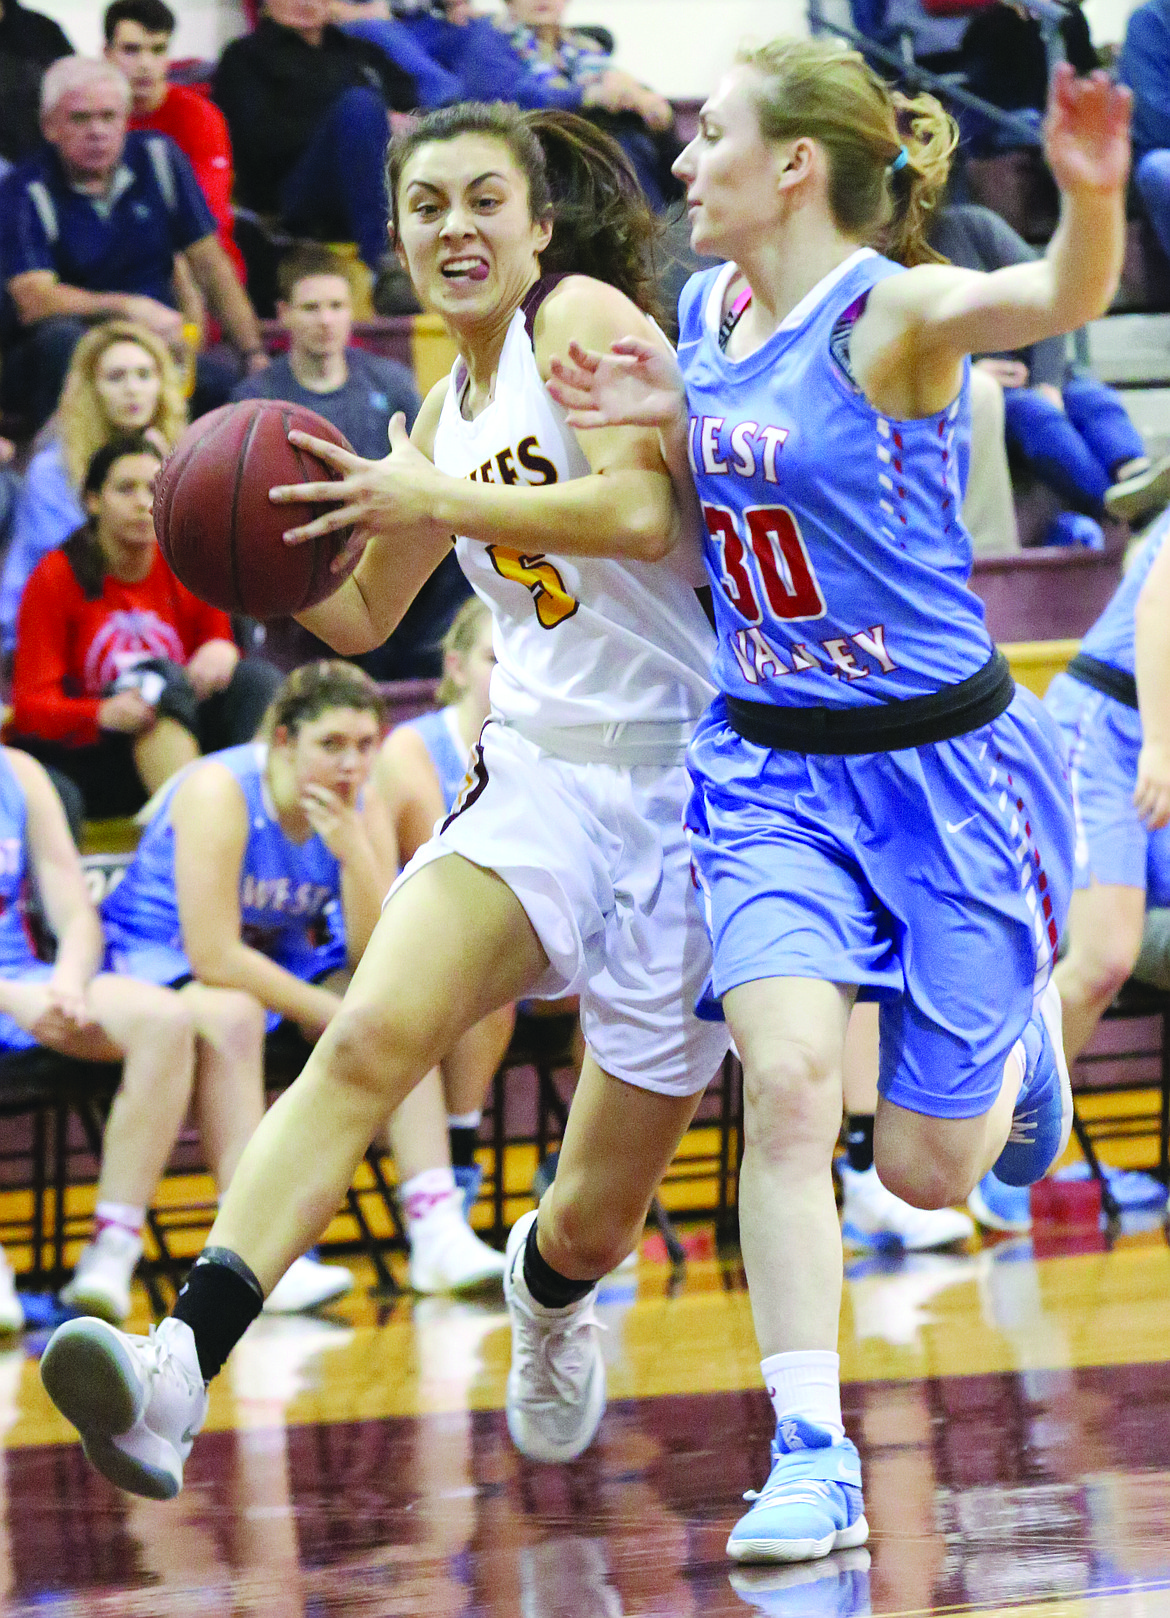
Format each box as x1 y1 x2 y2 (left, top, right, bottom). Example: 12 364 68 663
0 745 265 1330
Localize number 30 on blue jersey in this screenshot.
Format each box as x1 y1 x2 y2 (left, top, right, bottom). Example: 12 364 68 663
704 503 827 624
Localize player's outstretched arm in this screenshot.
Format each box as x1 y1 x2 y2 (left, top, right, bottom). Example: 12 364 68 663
857 66 1130 410
1134 533 1170 829
277 279 683 567
279 382 455 655
545 335 687 435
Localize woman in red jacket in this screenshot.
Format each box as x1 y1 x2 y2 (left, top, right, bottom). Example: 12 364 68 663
9 435 279 822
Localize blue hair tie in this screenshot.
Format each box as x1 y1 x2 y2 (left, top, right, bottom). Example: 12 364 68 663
890 146 910 172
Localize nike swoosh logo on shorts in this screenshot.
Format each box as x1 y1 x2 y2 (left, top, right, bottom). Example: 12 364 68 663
946 815 977 834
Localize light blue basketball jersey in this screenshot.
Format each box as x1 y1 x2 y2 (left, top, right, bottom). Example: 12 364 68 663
0 751 40 978
103 743 346 982
677 250 994 709
1078 509 1170 676
402 708 467 813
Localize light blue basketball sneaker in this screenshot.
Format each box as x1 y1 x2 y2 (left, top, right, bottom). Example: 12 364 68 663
726 1418 869 1564
992 978 1072 1188
968 1170 1032 1233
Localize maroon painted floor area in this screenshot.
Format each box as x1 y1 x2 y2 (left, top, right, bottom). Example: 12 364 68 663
8 1362 1170 1616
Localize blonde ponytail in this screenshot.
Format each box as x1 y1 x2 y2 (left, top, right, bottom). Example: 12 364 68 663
884 91 959 266
739 37 959 267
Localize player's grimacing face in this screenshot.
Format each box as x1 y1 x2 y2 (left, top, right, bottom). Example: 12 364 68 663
94 341 162 430
674 65 785 255
396 134 552 319
288 707 382 804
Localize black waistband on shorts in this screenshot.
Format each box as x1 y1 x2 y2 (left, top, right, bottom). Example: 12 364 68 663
1066 651 1139 710
724 649 1015 755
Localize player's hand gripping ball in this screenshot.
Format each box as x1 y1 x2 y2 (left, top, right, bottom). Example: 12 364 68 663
153 399 362 617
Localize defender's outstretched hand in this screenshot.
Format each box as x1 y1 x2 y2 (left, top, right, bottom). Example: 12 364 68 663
1043 62 1132 198
547 337 687 433
272 414 445 572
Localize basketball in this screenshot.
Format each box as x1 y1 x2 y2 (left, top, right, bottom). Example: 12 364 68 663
153 398 361 618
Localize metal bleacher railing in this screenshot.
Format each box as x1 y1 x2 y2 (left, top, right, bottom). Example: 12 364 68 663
807 0 1065 144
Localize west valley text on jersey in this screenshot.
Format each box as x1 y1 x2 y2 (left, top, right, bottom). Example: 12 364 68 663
689 413 904 690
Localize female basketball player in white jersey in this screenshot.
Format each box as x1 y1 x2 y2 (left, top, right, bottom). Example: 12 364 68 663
543 44 1130 1564
40 105 729 1501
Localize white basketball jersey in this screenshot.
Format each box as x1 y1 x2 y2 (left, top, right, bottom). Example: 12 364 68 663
432 297 716 744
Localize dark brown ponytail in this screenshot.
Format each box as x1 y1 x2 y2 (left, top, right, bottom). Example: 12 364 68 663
523 109 664 321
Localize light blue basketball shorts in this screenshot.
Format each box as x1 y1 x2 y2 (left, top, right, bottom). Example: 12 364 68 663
104 934 347 1033
686 687 1075 1120
1045 670 1170 904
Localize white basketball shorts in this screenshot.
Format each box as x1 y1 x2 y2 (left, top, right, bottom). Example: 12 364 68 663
388 721 729 1096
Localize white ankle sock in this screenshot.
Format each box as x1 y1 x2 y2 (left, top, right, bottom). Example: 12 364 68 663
447 1110 482 1130
400 1168 459 1231
760 1349 844 1441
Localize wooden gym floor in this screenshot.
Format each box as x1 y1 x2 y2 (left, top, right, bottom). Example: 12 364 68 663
3 1112 1170 1617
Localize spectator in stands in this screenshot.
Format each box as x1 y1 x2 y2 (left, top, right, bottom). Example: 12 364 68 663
0 56 267 435
8 437 280 823
0 319 186 659
232 244 419 455
870 0 968 72
1119 0 1170 268
930 203 1170 541
502 0 673 134
391 0 682 209
0 0 71 167
957 0 1097 155
0 743 265 1331
101 658 506 1295
104 0 246 282
247 244 471 680
211 0 417 273
329 1 462 108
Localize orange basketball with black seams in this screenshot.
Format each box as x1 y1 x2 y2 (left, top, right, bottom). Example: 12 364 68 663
154 398 360 618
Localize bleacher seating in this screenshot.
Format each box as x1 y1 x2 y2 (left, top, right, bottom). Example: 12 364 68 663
970 543 1125 643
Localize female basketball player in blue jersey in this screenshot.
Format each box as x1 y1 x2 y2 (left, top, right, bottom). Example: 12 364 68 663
102 661 393 1039
100 661 396 1314
0 745 262 1331
967 511 1170 1228
543 41 1130 1564
40 105 728 1502
1046 512 1170 1054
